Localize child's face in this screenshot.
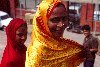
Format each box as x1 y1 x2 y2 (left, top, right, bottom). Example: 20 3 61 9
15 24 27 45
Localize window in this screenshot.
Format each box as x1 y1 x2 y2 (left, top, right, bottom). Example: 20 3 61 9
93 4 100 21
69 9 77 14
1 15 9 20
16 0 41 9
93 13 100 21
68 2 81 25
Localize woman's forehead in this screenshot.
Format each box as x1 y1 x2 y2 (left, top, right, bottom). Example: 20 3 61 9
49 6 67 18
17 25 27 31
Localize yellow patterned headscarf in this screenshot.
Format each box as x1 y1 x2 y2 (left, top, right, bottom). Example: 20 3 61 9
25 0 84 67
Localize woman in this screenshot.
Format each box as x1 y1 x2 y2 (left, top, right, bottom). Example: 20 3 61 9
0 18 27 67
25 0 85 67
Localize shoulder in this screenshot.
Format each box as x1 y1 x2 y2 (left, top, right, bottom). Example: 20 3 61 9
92 36 99 41
90 36 99 45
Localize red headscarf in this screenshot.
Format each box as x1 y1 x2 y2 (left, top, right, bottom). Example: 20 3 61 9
0 18 27 67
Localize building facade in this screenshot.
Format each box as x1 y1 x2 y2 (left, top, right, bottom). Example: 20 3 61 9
0 0 100 32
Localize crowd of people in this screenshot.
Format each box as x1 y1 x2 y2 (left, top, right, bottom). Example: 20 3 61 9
0 0 99 67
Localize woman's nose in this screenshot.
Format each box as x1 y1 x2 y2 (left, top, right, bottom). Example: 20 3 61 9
21 36 25 39
57 22 64 27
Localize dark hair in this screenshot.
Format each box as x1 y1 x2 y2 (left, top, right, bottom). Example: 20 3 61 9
81 25 91 31
56 3 65 8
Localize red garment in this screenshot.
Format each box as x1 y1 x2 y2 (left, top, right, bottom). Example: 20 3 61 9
0 18 27 67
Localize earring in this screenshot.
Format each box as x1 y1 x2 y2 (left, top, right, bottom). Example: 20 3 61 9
63 24 64 26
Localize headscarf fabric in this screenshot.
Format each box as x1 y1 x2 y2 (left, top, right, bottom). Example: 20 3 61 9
0 18 27 67
25 0 84 67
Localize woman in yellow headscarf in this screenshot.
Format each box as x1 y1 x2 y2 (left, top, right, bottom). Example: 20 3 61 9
25 0 85 67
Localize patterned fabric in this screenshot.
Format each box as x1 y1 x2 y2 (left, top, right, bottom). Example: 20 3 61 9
25 0 84 67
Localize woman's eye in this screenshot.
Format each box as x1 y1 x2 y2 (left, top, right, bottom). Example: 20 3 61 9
17 33 23 37
62 16 68 21
50 17 60 23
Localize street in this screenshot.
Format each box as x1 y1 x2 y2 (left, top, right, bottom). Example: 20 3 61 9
0 25 100 67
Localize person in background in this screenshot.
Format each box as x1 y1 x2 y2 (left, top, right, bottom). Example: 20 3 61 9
82 25 99 67
0 18 27 67
25 0 85 67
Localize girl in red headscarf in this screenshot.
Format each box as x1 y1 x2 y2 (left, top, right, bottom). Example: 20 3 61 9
0 18 27 67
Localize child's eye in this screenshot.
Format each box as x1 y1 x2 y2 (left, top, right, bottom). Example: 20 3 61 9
16 33 23 37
